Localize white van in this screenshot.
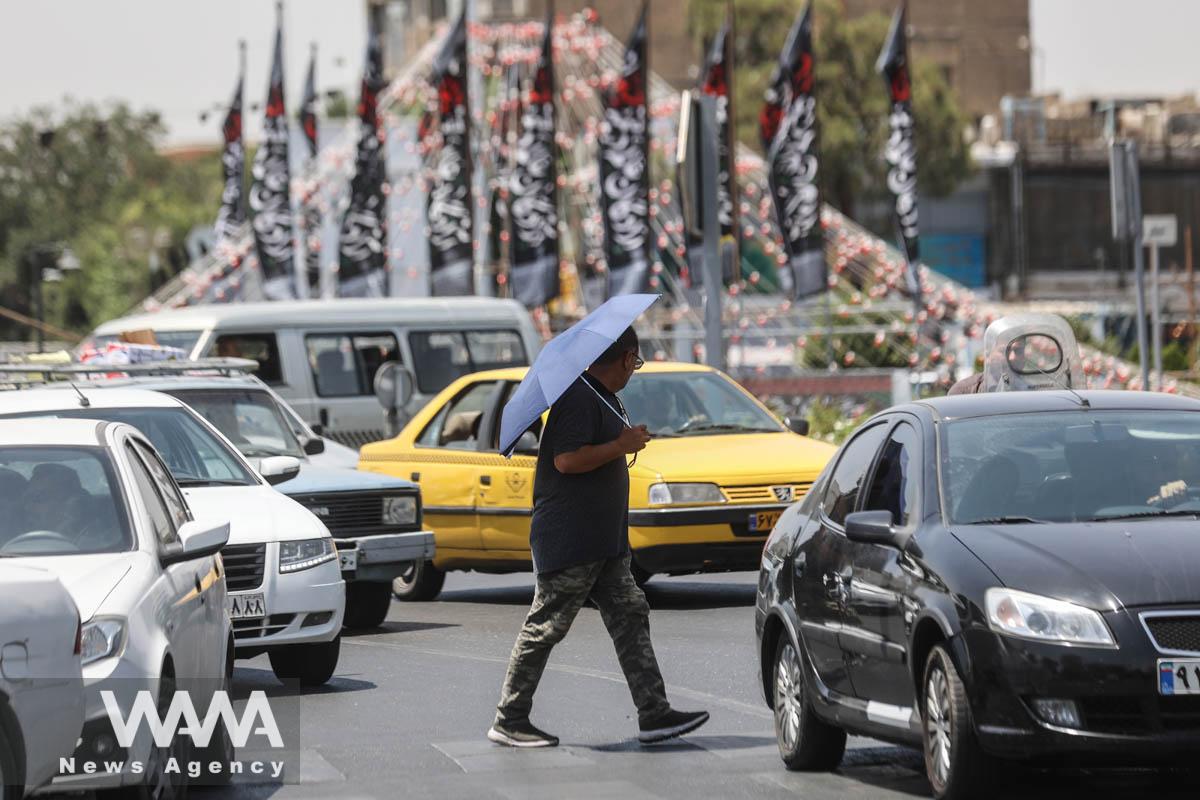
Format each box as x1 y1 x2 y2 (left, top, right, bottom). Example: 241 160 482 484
88 298 541 447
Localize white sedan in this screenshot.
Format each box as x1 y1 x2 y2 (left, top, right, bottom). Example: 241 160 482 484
0 563 84 799
0 386 345 686
0 418 232 798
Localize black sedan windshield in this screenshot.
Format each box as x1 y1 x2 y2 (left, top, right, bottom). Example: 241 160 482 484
4 407 257 487
620 372 784 436
941 410 1200 524
0 446 133 556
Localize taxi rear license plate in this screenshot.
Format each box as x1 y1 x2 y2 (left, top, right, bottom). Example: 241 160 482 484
338 548 358 572
748 510 782 533
1159 659 1200 695
227 593 265 620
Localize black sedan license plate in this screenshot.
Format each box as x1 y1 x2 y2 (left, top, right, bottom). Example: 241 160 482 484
1159 659 1200 696
748 510 782 533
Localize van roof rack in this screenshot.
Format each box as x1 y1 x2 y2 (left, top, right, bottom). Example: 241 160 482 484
0 357 259 384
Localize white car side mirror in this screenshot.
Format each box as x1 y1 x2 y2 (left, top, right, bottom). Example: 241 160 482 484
259 455 302 486
163 520 230 566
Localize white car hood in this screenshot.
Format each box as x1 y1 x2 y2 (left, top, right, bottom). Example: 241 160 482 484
14 553 133 621
183 484 330 545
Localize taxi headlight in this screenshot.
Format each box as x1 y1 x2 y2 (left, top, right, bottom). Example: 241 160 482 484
648 482 725 506
382 495 418 526
80 618 126 666
985 588 1116 647
279 538 336 573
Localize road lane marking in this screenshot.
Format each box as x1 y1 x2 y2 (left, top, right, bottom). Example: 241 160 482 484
344 638 773 720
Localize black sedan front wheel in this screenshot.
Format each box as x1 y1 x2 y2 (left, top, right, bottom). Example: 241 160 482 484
773 637 845 771
922 644 995 800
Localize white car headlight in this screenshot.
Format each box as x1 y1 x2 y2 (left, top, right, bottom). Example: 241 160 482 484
279 538 336 573
80 618 126 666
647 482 725 506
382 495 418 526
985 588 1116 648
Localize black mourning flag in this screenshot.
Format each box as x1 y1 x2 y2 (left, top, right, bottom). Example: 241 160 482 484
701 20 736 247
599 4 651 298
877 3 921 299
337 22 389 298
427 12 474 296
508 14 560 308
761 7 810 151
299 44 322 296
767 2 826 299
250 5 297 300
214 47 246 244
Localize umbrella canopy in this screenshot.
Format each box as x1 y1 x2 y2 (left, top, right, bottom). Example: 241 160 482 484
499 293 660 457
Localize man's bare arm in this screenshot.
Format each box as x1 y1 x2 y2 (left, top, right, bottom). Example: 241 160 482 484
553 425 650 474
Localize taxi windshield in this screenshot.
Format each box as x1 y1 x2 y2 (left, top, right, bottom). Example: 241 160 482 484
620 372 784 437
941 410 1200 524
168 388 305 459
0 446 133 556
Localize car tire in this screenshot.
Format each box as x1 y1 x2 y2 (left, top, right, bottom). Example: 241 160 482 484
0 715 20 800
772 637 846 771
269 636 341 687
196 654 235 786
344 582 392 628
922 644 995 800
630 560 653 589
108 673 191 800
392 560 445 602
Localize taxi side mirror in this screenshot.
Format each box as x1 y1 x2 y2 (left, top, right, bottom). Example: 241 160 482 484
786 417 810 436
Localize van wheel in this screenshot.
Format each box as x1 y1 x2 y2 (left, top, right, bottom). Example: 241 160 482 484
773 637 845 771
0 714 20 800
393 560 445 601
269 636 341 687
344 582 392 628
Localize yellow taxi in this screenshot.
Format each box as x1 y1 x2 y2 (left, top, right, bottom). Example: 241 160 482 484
359 361 836 600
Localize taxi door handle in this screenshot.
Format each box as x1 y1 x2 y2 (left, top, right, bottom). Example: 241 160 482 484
480 475 492 486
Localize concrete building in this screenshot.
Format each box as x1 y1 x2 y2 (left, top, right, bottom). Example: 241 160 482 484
844 0 1031 122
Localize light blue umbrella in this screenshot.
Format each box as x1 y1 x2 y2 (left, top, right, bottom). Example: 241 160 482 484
499 293 660 457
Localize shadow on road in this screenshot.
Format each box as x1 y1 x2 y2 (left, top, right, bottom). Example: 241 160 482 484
232 666 377 699
344 620 461 637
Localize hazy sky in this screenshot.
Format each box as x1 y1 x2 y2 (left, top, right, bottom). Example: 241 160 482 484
0 0 1198 145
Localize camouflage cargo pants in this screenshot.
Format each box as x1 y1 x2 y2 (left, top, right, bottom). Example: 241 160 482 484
495 554 671 726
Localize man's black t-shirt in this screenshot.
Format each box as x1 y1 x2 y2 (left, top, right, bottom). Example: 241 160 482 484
529 373 630 574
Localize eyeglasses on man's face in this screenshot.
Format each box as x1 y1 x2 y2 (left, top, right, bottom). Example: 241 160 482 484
628 352 644 370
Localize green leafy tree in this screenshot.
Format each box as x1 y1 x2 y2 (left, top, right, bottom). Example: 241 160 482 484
688 0 971 217
0 101 221 340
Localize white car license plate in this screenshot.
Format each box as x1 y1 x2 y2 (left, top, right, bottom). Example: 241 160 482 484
1159 659 1200 695
338 548 358 572
227 593 266 620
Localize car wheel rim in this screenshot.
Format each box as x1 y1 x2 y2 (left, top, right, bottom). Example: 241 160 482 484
397 562 417 586
925 667 952 786
775 643 804 753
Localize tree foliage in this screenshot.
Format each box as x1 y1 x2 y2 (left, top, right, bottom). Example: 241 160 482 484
0 101 221 340
688 0 972 216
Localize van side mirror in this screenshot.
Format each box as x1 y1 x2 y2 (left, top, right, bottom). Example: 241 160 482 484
302 436 326 456
374 361 415 411
786 417 810 436
844 510 904 548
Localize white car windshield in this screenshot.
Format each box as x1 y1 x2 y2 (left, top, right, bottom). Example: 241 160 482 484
5 407 257 487
620 372 784 437
941 410 1200 524
168 388 305 459
0 446 134 556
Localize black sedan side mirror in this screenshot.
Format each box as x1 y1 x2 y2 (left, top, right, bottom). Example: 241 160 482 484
786 417 810 436
302 436 326 456
845 510 905 549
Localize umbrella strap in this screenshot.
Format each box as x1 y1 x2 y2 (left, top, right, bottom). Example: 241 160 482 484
579 376 630 428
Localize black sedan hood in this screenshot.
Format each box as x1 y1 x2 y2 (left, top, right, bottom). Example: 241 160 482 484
952 519 1200 610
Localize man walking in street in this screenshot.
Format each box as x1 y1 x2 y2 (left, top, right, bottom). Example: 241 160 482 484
488 327 710 748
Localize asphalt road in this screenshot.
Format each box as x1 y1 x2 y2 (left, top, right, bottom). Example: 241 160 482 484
51 571 1200 800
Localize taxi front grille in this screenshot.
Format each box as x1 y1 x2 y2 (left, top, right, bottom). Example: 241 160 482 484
721 482 813 504
221 543 266 592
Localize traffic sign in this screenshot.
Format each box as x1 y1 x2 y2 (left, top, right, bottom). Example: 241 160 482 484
1144 214 1178 247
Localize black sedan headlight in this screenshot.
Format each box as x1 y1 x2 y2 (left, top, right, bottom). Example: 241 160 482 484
382 495 419 526
985 588 1116 648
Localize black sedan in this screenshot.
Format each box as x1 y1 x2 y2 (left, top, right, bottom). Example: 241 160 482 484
756 390 1200 799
